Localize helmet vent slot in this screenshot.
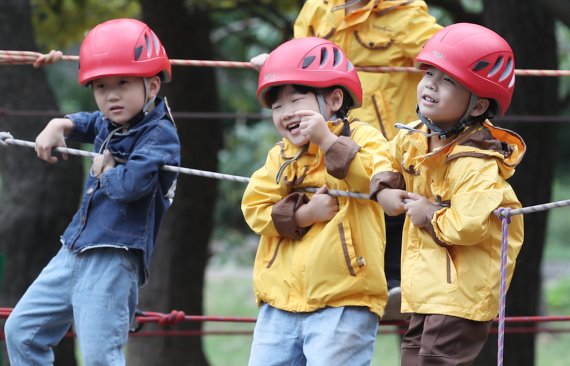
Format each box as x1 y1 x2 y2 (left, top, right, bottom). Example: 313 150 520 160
333 48 343 67
487 56 504 78
134 45 143 61
144 34 152 58
320 47 328 66
472 60 490 72
499 57 513 82
302 56 316 69
152 33 160 56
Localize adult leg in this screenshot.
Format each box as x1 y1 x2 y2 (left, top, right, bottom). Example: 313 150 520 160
72 248 140 366
417 314 492 366
384 213 403 286
401 313 425 366
383 214 407 321
248 304 305 366
4 247 75 366
302 306 379 366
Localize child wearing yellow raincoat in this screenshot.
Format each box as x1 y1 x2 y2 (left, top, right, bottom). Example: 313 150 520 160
293 1 442 315
242 37 387 365
370 23 525 365
294 0 441 139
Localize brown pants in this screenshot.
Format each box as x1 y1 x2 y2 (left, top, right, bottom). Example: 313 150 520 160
401 313 492 366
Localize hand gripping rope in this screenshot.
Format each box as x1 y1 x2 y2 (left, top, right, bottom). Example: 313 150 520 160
0 132 370 200
1 50 570 76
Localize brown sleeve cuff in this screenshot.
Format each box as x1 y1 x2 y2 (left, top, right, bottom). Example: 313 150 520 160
324 136 360 179
271 192 310 240
369 171 406 200
424 223 451 248
424 207 452 247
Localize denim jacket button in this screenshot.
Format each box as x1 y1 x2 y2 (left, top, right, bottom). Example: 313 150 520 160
86 187 94 195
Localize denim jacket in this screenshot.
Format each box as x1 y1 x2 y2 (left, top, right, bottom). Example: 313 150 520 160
61 97 180 282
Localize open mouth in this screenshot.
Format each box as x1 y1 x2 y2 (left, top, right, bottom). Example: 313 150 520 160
422 95 437 103
286 122 300 132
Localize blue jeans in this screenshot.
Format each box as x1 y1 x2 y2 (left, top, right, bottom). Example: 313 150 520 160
4 246 140 366
248 304 379 366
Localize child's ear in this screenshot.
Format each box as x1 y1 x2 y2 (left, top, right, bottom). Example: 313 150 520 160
470 98 490 117
327 88 344 112
147 76 161 99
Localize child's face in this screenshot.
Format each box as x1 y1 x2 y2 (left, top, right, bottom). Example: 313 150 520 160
270 84 332 147
92 76 150 125
417 66 472 129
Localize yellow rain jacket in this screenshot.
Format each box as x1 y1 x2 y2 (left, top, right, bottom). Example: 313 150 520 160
242 120 387 317
294 0 441 140
369 121 526 321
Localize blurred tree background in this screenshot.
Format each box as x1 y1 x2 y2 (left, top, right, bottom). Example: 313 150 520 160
1 0 570 365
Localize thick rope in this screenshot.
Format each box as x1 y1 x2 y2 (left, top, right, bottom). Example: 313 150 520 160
2 50 570 76
0 133 370 200
495 208 512 366
493 198 570 366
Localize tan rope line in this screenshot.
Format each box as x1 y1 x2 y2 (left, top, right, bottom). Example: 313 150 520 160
2 50 570 76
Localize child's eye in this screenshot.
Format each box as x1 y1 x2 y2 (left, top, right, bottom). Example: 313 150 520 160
119 80 129 86
443 77 455 84
271 105 282 110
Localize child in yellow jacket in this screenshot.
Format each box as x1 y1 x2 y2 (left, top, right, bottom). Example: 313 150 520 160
242 37 387 365
370 23 525 365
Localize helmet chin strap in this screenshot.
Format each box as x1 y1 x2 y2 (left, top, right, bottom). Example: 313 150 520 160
316 93 328 119
397 93 479 139
142 78 156 115
316 92 340 121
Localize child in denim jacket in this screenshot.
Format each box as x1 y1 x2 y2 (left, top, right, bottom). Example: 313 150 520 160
5 18 180 366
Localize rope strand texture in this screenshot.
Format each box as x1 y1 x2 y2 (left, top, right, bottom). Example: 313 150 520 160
0 133 369 200
2 50 570 76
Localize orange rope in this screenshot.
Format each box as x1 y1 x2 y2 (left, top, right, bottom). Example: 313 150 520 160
2 50 570 76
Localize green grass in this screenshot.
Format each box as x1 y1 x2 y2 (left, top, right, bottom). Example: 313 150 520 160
544 177 570 260
203 264 570 366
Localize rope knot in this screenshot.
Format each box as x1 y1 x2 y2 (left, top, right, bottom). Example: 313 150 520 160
0 131 14 147
158 310 186 326
495 207 512 224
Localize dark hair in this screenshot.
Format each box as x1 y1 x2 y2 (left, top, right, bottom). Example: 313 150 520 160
265 84 353 118
264 84 354 136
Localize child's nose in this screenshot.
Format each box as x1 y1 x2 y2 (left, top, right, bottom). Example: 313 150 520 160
282 108 295 120
107 90 120 101
425 80 436 91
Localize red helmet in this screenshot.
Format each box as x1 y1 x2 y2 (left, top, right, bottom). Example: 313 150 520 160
257 37 362 108
415 23 515 116
79 18 171 85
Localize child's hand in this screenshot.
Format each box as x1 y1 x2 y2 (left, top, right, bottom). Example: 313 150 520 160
33 50 63 68
35 118 72 163
295 110 337 151
404 192 438 228
249 53 269 71
90 149 116 179
294 185 339 227
307 185 339 222
376 189 408 216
